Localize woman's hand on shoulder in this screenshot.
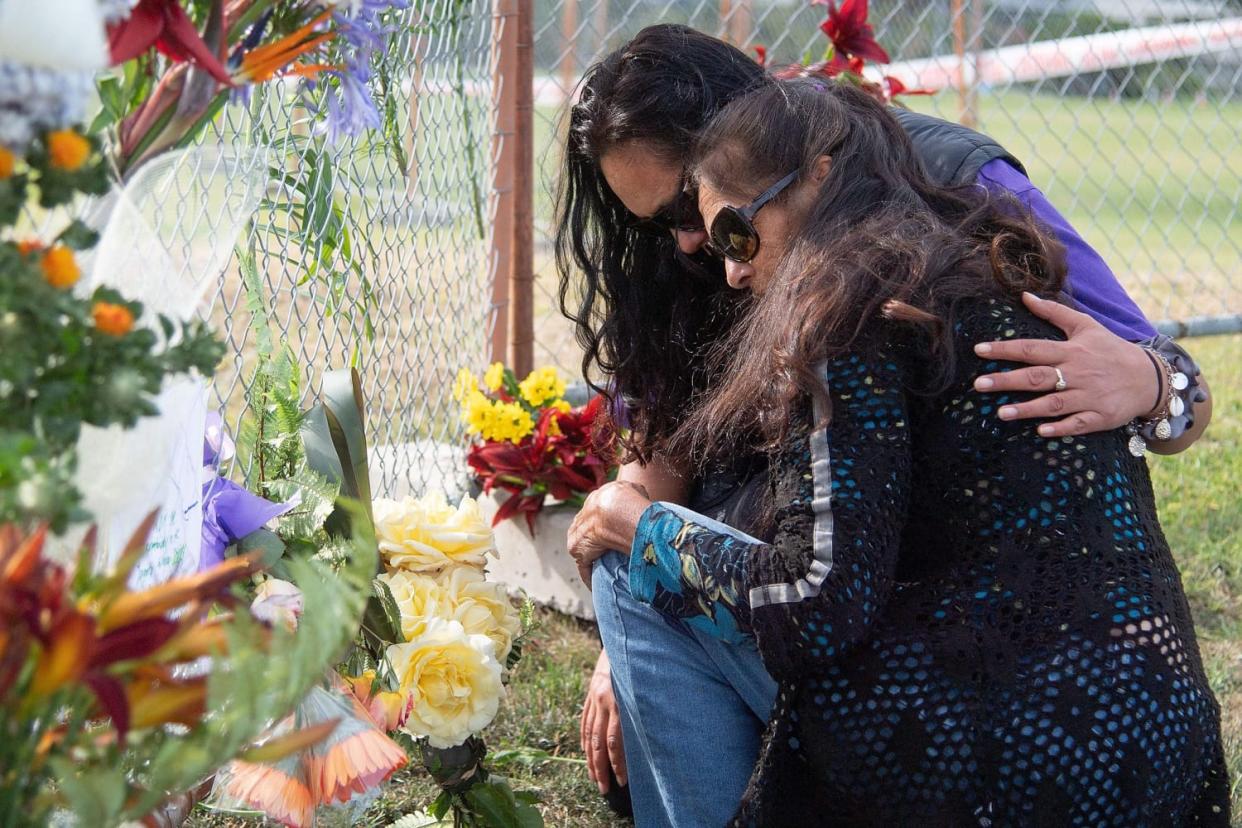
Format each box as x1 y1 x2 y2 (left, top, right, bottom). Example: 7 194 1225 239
970 292 1162 439
568 481 654 586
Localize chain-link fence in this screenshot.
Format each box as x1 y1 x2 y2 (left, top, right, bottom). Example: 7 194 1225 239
530 0 1242 375
184 0 499 500
25 1 1236 503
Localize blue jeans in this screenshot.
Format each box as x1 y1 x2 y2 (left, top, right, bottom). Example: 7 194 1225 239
592 551 778 828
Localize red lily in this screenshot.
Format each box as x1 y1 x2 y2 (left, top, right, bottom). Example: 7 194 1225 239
882 76 934 100
819 0 890 68
108 0 232 85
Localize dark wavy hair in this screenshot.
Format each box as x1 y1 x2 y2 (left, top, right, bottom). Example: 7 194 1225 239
554 24 765 461
666 79 1067 466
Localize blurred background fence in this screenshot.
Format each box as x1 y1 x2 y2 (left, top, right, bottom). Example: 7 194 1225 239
527 0 1242 372
105 0 1239 499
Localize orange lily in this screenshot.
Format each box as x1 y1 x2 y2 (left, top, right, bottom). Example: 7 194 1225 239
156 615 256 662
126 668 208 730
97 553 259 633
29 611 95 697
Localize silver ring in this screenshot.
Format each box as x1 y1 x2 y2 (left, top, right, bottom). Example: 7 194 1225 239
1053 367 1067 392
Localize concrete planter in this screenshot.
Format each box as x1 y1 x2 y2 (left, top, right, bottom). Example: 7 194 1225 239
479 492 594 620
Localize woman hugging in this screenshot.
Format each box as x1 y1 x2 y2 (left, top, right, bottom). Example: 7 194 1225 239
559 34 1226 828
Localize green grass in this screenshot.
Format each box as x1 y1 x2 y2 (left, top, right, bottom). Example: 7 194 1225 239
902 91 1242 324
1148 335 1242 821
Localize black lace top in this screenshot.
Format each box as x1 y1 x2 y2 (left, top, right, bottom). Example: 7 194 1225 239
628 297 1228 826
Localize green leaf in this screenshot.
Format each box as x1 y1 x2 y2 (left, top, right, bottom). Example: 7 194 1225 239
49 760 126 826
0 175 25 225
237 527 287 567
321 368 372 516
56 219 100 251
364 576 404 644
463 780 544 828
429 789 453 819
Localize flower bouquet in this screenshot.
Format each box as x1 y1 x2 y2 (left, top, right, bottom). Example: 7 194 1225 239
455 364 616 532
0 125 223 535
0 505 377 828
97 0 413 173
203 333 541 826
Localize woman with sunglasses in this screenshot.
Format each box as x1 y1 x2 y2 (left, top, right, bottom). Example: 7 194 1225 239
559 25 1213 826
568 76 1227 826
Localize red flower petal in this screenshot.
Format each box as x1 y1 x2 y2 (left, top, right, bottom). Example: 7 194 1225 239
90 617 179 669
108 0 232 85
85 673 130 741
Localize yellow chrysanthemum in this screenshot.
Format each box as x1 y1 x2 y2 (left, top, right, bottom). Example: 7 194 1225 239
452 368 478 404
518 366 566 408
490 401 535 444
551 400 572 414
0 146 14 180
463 392 534 444
46 129 90 171
483 362 506 392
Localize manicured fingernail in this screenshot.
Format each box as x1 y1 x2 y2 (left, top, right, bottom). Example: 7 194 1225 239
975 377 994 390
974 343 992 355
998 406 1018 420
1038 424 1055 436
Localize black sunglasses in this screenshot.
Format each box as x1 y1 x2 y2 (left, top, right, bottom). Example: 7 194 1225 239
707 170 800 263
626 176 705 237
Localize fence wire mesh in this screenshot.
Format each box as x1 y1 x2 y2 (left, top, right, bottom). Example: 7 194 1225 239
186 0 498 500
531 0 1242 376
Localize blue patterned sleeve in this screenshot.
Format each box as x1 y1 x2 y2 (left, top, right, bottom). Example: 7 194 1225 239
626 333 917 680
629 501 764 644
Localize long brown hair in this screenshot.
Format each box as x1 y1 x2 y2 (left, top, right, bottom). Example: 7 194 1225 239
668 79 1067 468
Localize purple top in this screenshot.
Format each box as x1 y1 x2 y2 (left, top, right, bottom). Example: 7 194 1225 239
977 159 1156 342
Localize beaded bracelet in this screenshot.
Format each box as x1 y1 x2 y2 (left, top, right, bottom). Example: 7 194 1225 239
1126 335 1206 456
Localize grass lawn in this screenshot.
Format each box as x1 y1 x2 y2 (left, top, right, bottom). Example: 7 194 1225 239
192 332 1242 827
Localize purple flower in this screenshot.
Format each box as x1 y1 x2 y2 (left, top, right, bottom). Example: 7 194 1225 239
310 0 409 143
317 60 382 143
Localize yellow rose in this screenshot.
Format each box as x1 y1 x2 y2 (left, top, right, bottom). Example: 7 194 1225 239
377 569 451 641
373 491 495 574
440 567 522 664
483 362 506 392
388 618 504 748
